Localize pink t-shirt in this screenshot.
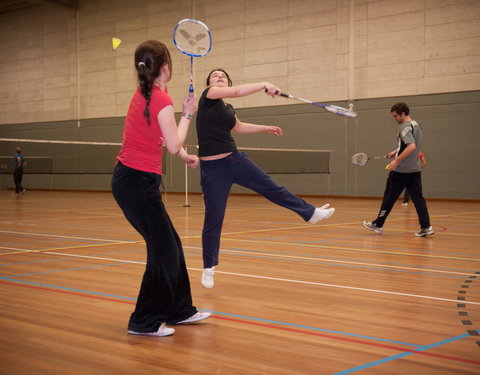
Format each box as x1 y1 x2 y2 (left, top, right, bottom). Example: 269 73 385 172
117 86 173 174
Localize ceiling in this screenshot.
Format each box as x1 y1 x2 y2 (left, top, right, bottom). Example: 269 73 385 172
0 0 78 14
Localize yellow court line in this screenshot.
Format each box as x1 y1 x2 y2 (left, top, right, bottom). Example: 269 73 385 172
1 210 479 258
219 237 480 262
336 224 480 237
0 241 141 256
196 210 480 238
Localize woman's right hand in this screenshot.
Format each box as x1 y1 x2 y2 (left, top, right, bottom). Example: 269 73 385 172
182 93 198 116
264 82 280 97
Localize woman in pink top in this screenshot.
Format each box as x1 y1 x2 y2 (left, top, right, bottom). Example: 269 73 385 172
112 40 210 337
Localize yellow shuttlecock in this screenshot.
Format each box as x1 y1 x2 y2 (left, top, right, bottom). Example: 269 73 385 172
112 37 122 50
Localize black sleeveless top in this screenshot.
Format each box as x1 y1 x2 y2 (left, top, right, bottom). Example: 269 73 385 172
196 87 238 157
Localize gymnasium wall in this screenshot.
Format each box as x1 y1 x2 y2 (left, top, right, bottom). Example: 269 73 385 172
0 0 479 199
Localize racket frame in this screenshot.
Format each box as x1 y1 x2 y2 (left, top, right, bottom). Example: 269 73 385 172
351 152 387 166
279 93 358 118
173 18 212 96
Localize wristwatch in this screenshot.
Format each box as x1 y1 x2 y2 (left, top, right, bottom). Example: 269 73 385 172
183 113 192 120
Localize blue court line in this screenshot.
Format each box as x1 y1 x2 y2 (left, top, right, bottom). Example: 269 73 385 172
4 243 476 275
334 332 480 374
0 246 474 281
0 248 470 281
234 228 480 258
2 278 136 301
1 277 418 348
203 251 470 279
200 310 420 347
210 245 478 273
0 249 144 267
0 262 128 279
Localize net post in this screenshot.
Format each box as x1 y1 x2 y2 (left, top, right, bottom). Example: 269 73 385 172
183 146 190 207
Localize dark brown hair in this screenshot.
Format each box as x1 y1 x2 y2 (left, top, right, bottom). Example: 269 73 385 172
134 40 172 124
391 102 410 116
206 68 232 87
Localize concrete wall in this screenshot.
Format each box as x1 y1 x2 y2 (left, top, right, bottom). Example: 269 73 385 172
0 0 479 198
2 90 479 199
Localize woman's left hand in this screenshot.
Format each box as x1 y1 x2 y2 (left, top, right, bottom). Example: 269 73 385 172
184 154 199 169
265 126 283 136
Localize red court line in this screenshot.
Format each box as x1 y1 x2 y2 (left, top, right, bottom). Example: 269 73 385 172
1 280 134 305
213 315 480 366
2 279 479 366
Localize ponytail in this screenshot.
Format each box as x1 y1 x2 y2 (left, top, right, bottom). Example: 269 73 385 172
134 41 172 125
137 62 153 124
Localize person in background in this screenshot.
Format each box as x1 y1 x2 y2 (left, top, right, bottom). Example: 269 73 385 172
402 151 426 206
111 40 210 337
13 146 26 195
363 102 433 237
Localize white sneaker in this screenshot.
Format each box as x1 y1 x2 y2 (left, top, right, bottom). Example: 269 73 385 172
363 221 383 234
128 323 175 337
177 311 212 324
201 267 215 289
402 202 408 207
308 204 335 224
415 226 434 237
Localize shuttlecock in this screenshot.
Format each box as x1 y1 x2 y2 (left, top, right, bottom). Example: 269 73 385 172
112 37 122 50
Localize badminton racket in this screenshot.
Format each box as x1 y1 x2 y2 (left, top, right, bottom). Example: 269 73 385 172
351 152 387 166
272 91 357 118
173 18 212 97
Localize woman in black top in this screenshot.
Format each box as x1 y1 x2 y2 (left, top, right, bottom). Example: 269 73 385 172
196 69 335 289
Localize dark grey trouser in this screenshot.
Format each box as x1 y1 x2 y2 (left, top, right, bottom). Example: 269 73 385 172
112 162 197 332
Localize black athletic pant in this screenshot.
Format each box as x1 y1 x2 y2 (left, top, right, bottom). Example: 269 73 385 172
14 167 24 193
112 162 197 332
373 171 430 229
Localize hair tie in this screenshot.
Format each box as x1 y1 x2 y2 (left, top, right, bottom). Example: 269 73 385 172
138 61 146 68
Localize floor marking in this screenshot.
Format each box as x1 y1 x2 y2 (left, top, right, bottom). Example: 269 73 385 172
188 267 480 306
214 315 480 367
209 248 476 276
0 229 128 243
2 279 480 367
0 241 138 256
220 237 480 262
2 249 477 306
2 245 473 280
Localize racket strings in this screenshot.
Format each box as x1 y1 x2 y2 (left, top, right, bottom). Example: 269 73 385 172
352 153 368 166
174 21 211 57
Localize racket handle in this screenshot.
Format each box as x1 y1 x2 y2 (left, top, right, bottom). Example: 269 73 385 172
188 83 194 98
265 89 287 97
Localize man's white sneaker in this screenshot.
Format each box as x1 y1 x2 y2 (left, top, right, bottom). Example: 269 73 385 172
308 204 335 224
415 226 434 237
177 311 212 324
128 323 175 337
363 221 383 234
201 267 215 289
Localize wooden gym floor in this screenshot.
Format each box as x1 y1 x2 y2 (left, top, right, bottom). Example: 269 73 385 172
1 190 479 374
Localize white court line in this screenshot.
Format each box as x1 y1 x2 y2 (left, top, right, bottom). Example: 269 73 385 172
1 230 476 276
183 246 477 277
0 230 133 243
0 246 31 251
199 268 480 306
21 250 480 307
